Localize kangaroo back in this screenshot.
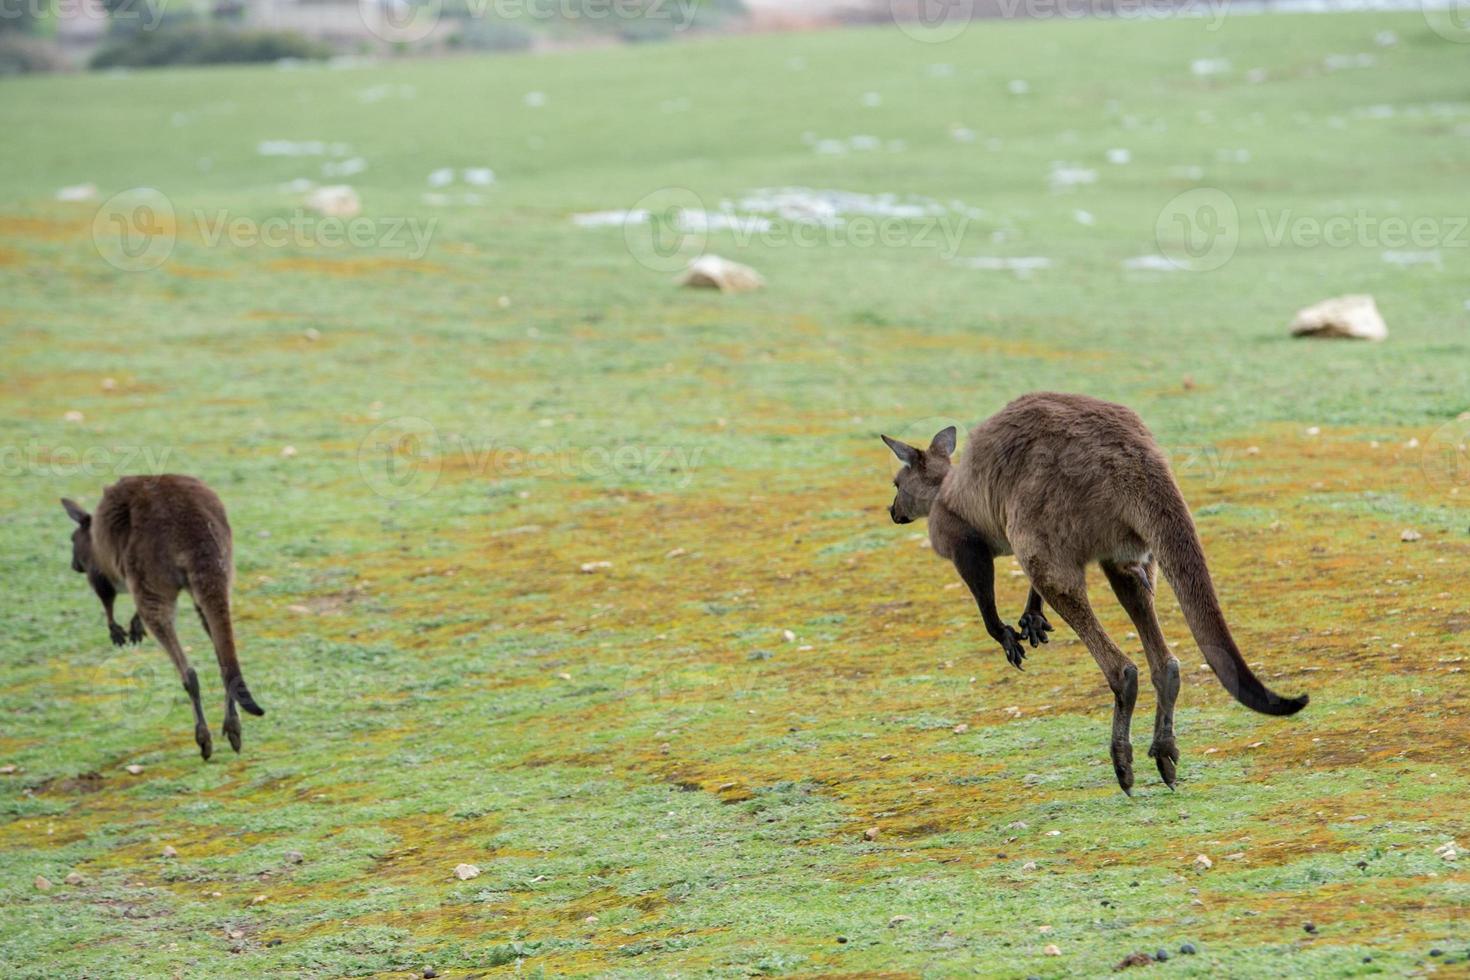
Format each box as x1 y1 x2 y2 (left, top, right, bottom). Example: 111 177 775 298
1137 487 1308 716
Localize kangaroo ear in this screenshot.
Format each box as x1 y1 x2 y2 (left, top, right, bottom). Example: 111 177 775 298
61 498 90 526
881 434 920 467
930 426 958 458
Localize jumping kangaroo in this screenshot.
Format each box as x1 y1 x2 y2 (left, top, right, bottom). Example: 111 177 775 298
881 392 1307 794
62 475 263 760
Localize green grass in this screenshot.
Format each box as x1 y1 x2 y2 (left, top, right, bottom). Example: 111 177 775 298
3 12 1470 977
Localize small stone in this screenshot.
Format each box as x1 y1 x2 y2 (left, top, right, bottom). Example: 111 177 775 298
863 827 880 841
1022 861 1038 872
782 629 797 643
888 915 911 927
1431 949 1444 957
677 255 764 293
303 328 321 342
64 872 84 885
583 914 598 924
1155 948 1170 961
267 939 281 947
124 764 144 775
952 723 969 734
579 561 611 573
1401 529 1422 542
284 851 304 865
227 929 245 940
0 764 16 774
453 863 480 881
836 936 848 944
1180 942 1197 955
63 410 84 423
1303 921 1317 934
423 969 438 979
1193 854 1213 871
34 875 52 891
280 445 297 458
1043 943 1061 956
250 894 267 905
162 845 178 858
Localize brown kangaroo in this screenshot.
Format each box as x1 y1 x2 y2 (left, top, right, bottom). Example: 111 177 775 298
62 475 263 760
881 392 1306 794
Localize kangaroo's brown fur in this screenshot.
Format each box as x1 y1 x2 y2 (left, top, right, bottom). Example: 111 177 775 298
882 392 1307 794
62 475 263 760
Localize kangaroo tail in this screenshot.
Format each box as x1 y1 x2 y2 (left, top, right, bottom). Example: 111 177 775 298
1137 488 1308 717
193 569 264 717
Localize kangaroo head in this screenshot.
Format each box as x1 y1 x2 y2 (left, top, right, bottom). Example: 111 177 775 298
880 426 956 524
61 498 94 574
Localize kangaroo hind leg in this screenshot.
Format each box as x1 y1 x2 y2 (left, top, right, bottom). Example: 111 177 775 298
1103 558 1181 789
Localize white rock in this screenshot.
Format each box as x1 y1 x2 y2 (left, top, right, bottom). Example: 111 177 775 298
1401 529 1422 542
1290 294 1387 341
305 185 361 219
579 561 611 573
453 863 481 880
1193 854 1213 871
677 255 764 293
162 845 178 858
56 183 98 202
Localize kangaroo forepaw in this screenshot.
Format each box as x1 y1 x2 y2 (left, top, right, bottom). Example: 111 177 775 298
196 723 213 761
1112 739 1134 795
998 627 1027 670
222 716 242 753
1017 611 1053 648
1149 738 1180 789
128 614 146 645
108 621 128 647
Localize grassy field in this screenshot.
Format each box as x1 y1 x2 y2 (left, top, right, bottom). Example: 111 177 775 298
3 11 1470 977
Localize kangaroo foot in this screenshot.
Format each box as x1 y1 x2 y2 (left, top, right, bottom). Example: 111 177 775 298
108 621 128 647
128 614 146 644
1111 739 1135 795
1017 610 1053 647
223 714 242 753
1149 736 1179 789
195 722 213 761
998 626 1027 670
